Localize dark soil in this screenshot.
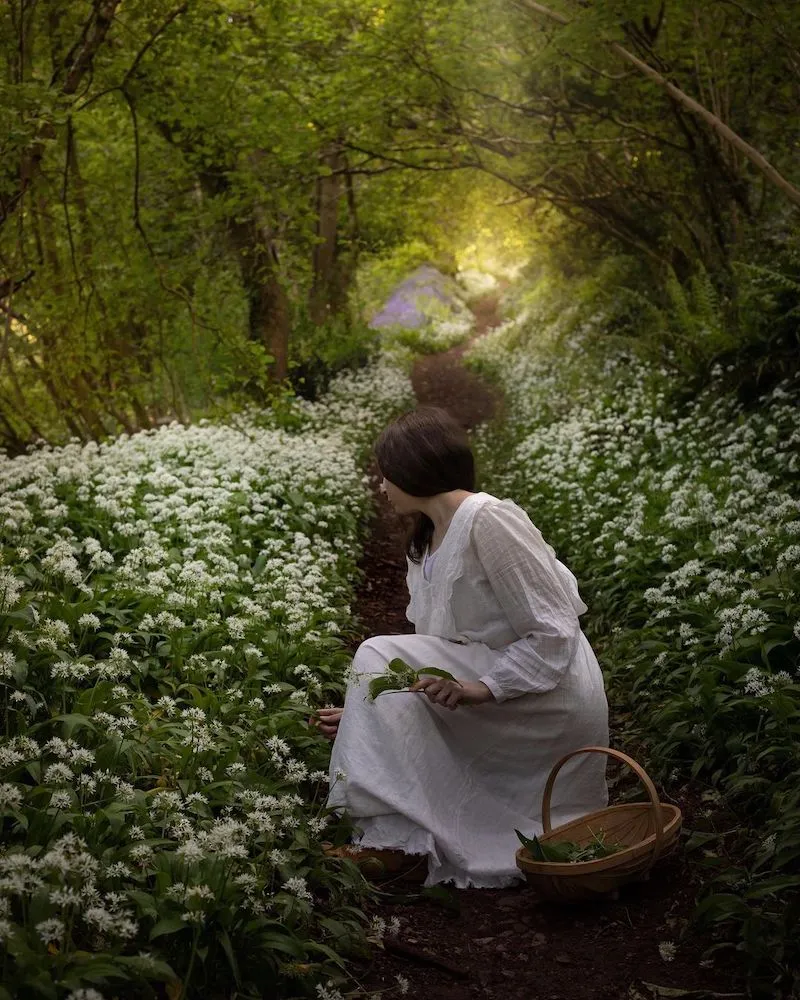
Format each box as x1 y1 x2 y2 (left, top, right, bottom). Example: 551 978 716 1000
412 294 500 429
355 849 744 1000
348 293 745 1000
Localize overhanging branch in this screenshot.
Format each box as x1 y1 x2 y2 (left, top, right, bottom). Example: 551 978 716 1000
513 0 800 209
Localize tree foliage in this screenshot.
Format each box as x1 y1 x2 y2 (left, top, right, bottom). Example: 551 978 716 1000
0 0 483 448
444 0 800 290
1 0 798 450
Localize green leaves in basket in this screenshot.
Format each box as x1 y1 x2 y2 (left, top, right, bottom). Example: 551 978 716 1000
516 829 572 862
367 658 458 700
515 828 625 863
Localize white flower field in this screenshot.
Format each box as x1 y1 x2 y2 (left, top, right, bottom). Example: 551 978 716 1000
2 290 799 996
0 355 414 999
468 312 800 989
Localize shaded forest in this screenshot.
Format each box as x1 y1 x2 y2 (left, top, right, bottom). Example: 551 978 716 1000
1 0 798 451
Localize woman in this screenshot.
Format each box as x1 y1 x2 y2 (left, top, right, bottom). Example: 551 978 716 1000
316 406 609 888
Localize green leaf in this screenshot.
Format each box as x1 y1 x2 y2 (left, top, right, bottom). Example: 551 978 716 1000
368 661 458 700
50 713 97 737
744 875 800 899
515 829 549 860
307 940 347 966
417 667 458 681
116 953 176 980
684 831 724 853
515 829 623 862
128 889 158 919
386 657 414 675
368 675 406 700
150 916 189 940
218 927 241 985
258 932 306 958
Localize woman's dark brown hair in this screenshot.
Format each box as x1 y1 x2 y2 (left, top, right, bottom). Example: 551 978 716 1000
374 406 475 562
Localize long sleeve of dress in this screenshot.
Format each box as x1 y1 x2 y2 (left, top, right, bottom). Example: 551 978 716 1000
471 503 586 703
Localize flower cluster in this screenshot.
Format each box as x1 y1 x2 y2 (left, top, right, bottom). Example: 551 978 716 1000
469 326 799 694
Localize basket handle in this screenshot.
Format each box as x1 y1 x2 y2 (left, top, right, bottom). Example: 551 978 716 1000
541 746 665 861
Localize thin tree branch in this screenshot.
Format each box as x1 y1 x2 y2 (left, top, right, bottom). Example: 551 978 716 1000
122 91 155 258
556 48 632 81
0 300 28 324
1 1 121 231
340 141 475 173
55 0 120 95
514 0 800 209
0 271 35 300
122 4 188 89
76 3 189 113
62 120 83 299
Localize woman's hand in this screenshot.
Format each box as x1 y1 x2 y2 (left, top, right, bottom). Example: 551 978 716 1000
409 676 494 710
310 706 343 740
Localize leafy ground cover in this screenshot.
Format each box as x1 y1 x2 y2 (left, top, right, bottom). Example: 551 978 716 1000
467 304 800 997
0 354 414 1000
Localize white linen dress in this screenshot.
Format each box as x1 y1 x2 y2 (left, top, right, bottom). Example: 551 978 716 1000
327 491 609 887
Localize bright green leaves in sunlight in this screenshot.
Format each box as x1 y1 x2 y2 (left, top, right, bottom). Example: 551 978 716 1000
0 0 495 449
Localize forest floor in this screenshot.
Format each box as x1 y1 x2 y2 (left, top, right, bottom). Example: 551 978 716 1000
347 294 746 1000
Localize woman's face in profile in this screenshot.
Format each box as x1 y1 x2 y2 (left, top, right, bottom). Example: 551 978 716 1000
379 475 417 514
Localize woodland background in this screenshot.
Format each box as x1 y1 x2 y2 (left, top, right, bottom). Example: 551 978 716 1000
1 3 799 999
2 0 798 449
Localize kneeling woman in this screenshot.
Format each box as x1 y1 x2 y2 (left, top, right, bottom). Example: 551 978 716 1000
317 406 609 888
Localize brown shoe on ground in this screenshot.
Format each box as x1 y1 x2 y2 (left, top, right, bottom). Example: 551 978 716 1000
322 843 428 884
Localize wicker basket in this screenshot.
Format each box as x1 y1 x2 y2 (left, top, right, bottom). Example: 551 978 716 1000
515 746 682 902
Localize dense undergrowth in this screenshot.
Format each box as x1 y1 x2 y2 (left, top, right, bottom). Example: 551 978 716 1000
468 284 800 998
0 353 414 1000
263 263 476 404
366 264 477 358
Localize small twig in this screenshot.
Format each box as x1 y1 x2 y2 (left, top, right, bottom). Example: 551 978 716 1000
383 936 470 980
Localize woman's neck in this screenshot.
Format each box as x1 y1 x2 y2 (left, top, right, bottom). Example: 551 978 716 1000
418 490 474 547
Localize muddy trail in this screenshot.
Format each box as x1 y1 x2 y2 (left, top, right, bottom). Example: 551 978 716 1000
348 294 744 1000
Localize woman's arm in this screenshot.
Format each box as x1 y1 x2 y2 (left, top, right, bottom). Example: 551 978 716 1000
472 503 583 703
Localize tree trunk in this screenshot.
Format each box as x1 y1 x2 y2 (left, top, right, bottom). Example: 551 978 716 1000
33 191 107 438
331 166 360 316
23 351 86 439
0 405 30 456
228 215 291 382
1 0 121 233
67 122 95 265
310 147 346 325
0 305 45 443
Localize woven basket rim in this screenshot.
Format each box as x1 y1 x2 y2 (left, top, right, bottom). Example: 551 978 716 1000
540 800 681 839
516 802 682 876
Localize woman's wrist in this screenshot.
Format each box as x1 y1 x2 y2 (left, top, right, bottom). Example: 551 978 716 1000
462 681 495 705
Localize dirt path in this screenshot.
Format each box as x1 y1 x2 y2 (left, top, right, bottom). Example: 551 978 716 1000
350 294 499 642
349 294 743 1000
